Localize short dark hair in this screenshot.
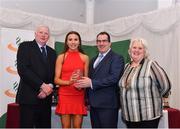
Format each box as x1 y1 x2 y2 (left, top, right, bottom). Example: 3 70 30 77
96 31 111 42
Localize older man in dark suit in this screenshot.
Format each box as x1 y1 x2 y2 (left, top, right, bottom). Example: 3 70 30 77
75 32 124 128
16 25 56 128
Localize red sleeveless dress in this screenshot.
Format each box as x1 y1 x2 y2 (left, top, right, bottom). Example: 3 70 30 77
55 51 87 115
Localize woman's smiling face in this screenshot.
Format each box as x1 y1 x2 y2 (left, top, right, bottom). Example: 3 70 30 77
129 40 145 63
67 34 80 51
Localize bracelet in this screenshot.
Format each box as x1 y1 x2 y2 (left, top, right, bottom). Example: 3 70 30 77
163 100 169 103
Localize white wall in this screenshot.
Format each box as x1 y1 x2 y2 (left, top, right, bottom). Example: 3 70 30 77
158 0 174 9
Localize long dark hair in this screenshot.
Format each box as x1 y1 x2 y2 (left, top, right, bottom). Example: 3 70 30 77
62 31 84 54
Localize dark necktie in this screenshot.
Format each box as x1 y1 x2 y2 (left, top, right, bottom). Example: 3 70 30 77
41 46 47 60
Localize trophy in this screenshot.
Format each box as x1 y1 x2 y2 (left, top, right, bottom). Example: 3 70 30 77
71 69 83 90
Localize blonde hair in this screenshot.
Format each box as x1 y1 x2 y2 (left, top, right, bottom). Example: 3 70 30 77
128 38 149 58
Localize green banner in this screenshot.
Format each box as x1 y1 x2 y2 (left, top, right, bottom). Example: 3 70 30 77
55 39 130 63
0 113 6 128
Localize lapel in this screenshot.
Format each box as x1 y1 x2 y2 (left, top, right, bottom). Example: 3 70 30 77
32 40 49 65
90 50 113 77
46 46 52 64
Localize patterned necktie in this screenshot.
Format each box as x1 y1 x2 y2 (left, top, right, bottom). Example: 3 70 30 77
41 46 47 60
94 54 104 68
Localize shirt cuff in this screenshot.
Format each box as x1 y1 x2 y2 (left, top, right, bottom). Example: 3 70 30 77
49 83 54 88
90 81 93 89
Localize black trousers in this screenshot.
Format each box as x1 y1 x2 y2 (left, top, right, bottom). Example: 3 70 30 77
90 107 119 128
125 117 160 128
19 104 51 128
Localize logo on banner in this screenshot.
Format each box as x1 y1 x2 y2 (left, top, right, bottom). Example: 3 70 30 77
4 36 21 98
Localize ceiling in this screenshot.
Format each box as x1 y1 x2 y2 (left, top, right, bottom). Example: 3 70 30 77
0 0 158 24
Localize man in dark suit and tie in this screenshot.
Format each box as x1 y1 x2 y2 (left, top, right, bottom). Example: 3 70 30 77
16 25 57 128
75 32 125 128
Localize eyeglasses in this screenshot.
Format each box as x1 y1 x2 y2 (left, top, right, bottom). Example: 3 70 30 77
96 40 109 43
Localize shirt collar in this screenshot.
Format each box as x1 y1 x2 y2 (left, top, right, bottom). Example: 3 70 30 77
37 42 47 49
99 48 111 57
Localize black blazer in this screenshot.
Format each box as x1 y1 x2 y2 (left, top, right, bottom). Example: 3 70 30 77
16 40 57 105
87 50 124 108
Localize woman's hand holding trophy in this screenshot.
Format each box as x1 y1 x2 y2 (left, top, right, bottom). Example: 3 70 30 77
70 69 83 90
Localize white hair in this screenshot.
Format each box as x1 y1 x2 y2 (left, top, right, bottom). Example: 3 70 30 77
35 25 50 33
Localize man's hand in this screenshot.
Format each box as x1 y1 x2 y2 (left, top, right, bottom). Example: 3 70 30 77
74 77 92 88
37 90 47 99
40 83 53 96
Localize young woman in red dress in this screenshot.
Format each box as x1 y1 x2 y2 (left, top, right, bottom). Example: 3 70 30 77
54 31 89 128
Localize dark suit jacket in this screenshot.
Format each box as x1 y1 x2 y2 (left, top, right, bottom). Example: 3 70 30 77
87 50 124 109
16 40 56 105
